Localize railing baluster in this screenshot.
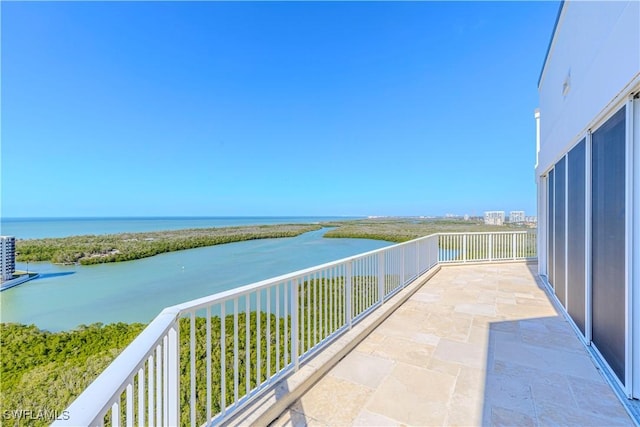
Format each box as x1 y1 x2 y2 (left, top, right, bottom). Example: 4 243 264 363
233 298 239 404
368 256 372 309
266 289 271 379
305 274 313 353
190 313 196 426
346 261 352 328
220 303 226 415
138 367 144 427
148 354 154 427
206 306 212 425
246 295 250 396
291 278 299 371
332 268 336 333
256 291 261 385
155 345 162 426
297 280 303 357
378 252 384 304
163 336 168 426
284 282 289 368
401 246 405 286
463 234 467 263
126 383 133 427
276 283 280 373
167 322 179 427
353 261 358 318
357 260 361 316
112 402 120 427
313 272 318 346
323 270 328 340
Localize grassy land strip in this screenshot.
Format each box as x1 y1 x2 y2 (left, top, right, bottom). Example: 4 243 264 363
15 224 322 265
321 217 531 242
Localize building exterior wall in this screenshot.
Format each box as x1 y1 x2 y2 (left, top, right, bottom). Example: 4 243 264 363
1 236 16 281
536 0 640 177
536 0 640 400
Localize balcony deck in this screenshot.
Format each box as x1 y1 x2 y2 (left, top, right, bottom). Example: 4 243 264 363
270 263 633 426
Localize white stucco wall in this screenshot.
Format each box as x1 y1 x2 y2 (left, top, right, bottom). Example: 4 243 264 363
536 0 640 176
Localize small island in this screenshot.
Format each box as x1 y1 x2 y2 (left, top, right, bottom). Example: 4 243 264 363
15 224 324 265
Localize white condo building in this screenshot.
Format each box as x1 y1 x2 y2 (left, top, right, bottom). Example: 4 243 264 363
509 211 525 224
484 210 505 226
1 236 16 282
535 0 640 400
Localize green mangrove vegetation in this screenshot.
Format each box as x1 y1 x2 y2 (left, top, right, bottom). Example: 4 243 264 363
0 316 288 427
322 217 531 242
0 322 147 426
0 276 382 426
15 224 322 265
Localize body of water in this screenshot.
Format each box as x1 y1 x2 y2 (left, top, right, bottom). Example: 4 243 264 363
0 216 357 239
1 228 391 331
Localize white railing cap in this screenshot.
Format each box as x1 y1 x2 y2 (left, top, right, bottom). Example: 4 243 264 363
170 233 438 312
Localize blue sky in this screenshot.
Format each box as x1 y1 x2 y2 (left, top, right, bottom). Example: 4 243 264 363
2 1 559 218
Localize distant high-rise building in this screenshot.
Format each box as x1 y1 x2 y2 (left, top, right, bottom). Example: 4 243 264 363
484 211 505 226
1 236 16 282
509 211 525 223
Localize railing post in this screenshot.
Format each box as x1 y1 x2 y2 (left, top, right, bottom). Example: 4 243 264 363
166 321 180 427
291 278 299 372
346 261 352 330
512 233 517 260
463 234 467 263
401 246 406 287
415 242 419 277
378 252 385 304
489 234 493 262
426 239 430 269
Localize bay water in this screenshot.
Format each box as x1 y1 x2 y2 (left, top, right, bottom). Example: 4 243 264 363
0 221 391 331
0 216 355 239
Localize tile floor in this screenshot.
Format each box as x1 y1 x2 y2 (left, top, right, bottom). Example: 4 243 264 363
270 263 634 426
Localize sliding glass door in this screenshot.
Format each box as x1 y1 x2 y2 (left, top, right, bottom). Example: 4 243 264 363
567 139 586 335
591 106 626 384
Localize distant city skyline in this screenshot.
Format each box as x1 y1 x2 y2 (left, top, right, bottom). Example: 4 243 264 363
2 1 560 218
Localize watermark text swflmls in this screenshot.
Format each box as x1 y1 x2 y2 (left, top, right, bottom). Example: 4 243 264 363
2 409 70 422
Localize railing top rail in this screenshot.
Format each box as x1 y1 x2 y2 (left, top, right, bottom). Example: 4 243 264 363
56 309 180 426
171 233 438 313
436 230 535 236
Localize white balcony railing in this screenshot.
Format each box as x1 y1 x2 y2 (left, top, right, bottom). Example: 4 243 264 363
53 231 535 427
438 231 537 263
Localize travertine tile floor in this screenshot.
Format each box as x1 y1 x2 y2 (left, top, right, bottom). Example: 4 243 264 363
271 263 634 427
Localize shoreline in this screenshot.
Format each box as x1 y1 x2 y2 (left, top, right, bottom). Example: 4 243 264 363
14 218 534 266
15 223 324 265
0 272 40 292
